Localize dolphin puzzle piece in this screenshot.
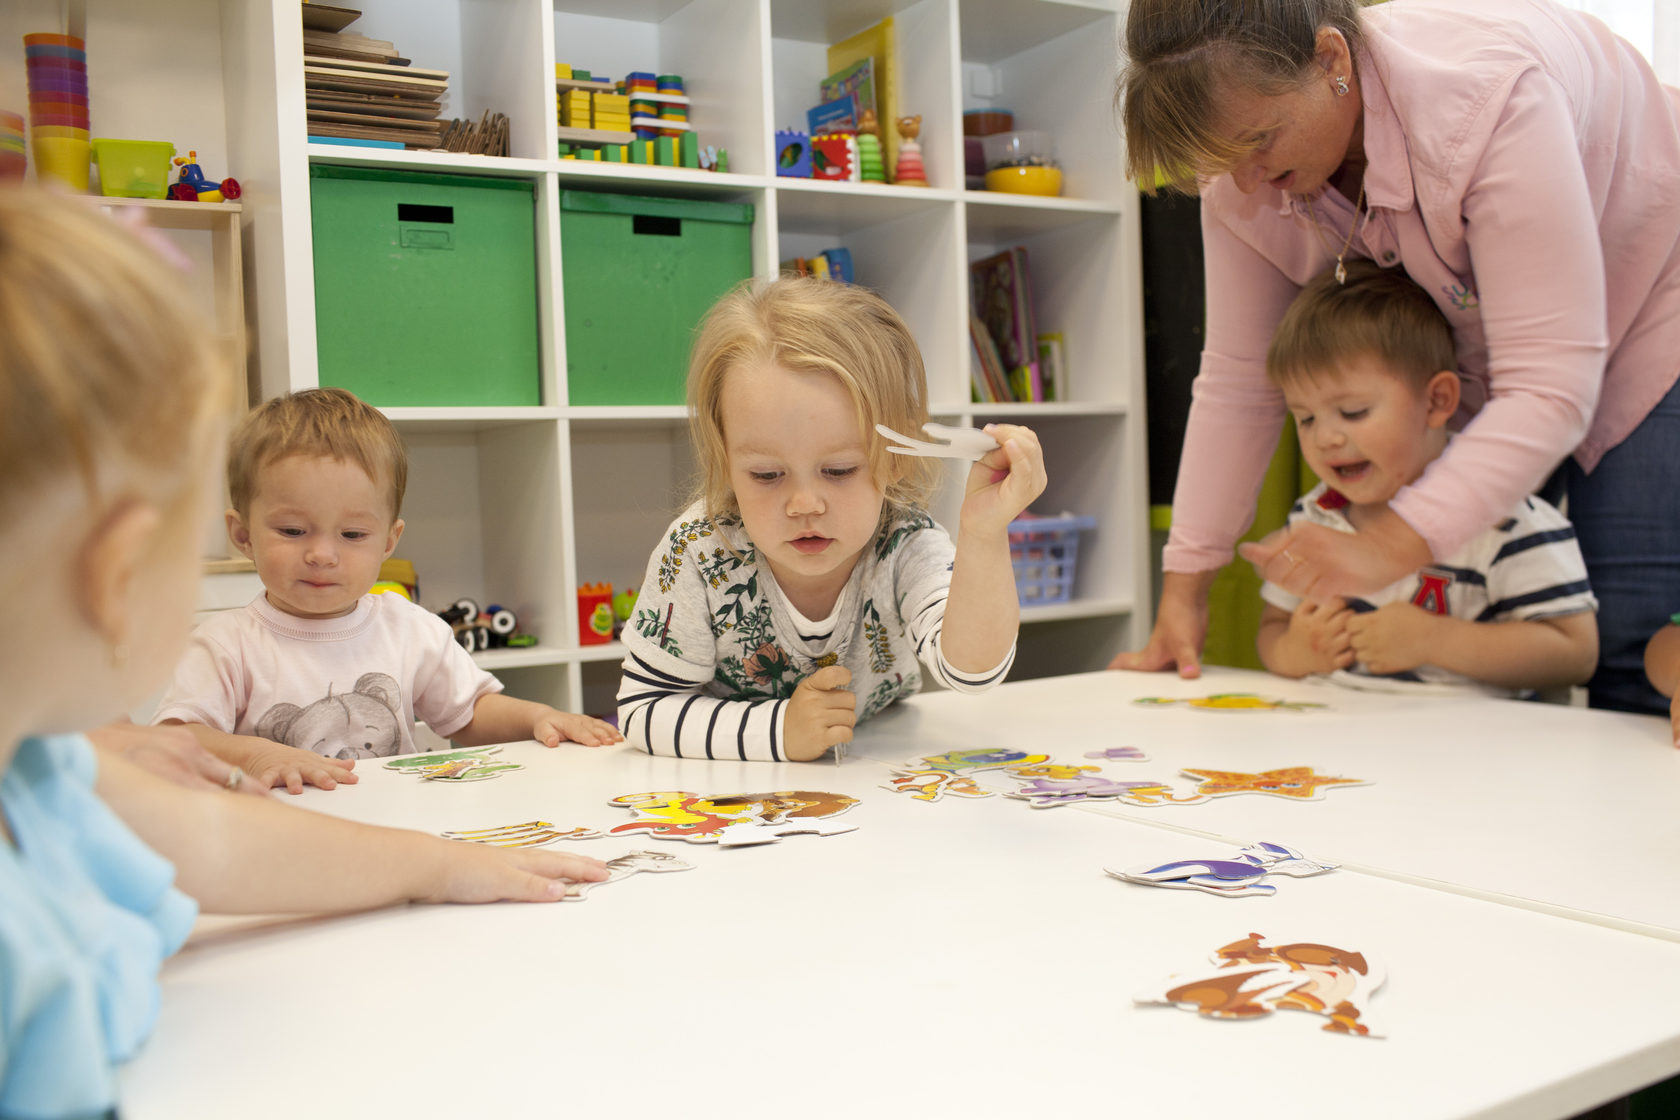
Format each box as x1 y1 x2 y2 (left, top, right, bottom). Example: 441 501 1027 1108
441 821 602 848
1133 693 1328 712
1135 932 1385 1037
562 849 695 901
1107 841 1337 898
607 790 860 844
383 746 524 782
882 748 1051 802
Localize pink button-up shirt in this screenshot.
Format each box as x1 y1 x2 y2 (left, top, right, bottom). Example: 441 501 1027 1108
1164 0 1680 572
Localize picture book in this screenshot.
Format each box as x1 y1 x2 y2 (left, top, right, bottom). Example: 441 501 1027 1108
820 57 875 120
827 19 898 175
970 247 1041 400
969 311 1012 403
807 92 860 135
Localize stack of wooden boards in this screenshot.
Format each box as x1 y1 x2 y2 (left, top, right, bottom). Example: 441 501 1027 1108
302 4 446 149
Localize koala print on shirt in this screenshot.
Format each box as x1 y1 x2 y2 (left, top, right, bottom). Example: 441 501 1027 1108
255 672 405 760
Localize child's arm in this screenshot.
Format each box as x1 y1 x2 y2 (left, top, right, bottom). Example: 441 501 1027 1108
159 719 358 795
1257 601 1355 678
1643 620 1680 747
95 747 609 912
939 423 1048 674
452 693 623 749
88 719 269 797
1345 606 1598 689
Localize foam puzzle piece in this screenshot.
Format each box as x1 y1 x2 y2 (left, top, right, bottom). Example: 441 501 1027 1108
1107 842 1337 898
383 746 524 782
441 821 602 847
1084 747 1149 762
562 849 695 901
1005 773 1178 810
607 790 859 844
1135 932 1385 1037
1180 766 1366 801
1133 693 1328 712
882 748 1051 803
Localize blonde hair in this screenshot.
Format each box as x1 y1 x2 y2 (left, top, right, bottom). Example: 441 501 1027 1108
0 188 226 522
228 387 408 520
1117 0 1369 193
1267 259 1457 391
686 277 939 522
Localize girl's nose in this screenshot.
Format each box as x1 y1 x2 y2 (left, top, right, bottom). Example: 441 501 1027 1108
786 482 823 517
305 538 336 565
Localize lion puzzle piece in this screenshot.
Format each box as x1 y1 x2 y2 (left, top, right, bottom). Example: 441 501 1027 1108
1135 932 1385 1037
882 748 1051 803
607 790 860 844
1107 841 1337 898
1133 693 1328 712
562 850 695 901
1180 766 1366 801
383 746 524 782
441 821 602 848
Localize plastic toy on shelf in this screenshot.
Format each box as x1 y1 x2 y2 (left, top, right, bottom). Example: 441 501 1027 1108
578 583 614 645
439 597 532 654
167 150 240 202
855 110 886 183
891 115 928 186
775 130 811 177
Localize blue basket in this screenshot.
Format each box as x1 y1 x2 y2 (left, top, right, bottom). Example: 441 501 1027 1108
1007 514 1096 604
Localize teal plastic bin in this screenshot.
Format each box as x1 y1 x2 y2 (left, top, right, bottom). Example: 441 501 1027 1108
310 165 540 407
560 190 753 406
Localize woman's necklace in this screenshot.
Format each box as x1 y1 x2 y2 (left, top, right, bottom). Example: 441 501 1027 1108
1310 182 1367 284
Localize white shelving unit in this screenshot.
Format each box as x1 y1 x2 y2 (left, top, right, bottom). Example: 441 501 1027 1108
101 0 1149 718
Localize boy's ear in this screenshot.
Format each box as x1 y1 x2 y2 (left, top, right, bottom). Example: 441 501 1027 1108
225 508 255 560
1424 370 1460 427
77 498 161 650
384 518 405 560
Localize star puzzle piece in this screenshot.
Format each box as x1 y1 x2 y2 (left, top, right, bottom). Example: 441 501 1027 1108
607 790 860 844
382 746 525 782
1134 693 1328 712
562 849 695 901
1135 932 1385 1037
441 821 602 847
882 748 1051 803
1180 766 1366 801
1107 841 1337 898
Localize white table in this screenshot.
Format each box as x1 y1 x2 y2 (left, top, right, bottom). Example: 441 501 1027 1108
120 671 1680 1119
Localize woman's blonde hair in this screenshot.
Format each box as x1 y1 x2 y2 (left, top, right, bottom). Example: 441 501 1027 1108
0 188 226 522
686 277 938 522
1117 0 1368 193
1267 258 1457 390
226 387 409 520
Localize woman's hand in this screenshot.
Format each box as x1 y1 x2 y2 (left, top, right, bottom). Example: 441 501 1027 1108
1109 570 1215 677
88 720 269 797
1240 508 1433 602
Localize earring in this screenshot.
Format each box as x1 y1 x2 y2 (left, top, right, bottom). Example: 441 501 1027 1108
1334 75 1350 96
108 636 127 670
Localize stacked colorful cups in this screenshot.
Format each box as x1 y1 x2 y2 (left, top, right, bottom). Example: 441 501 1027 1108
0 112 24 180
25 33 90 190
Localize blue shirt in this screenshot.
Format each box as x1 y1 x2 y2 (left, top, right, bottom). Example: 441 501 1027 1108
0 735 197 1119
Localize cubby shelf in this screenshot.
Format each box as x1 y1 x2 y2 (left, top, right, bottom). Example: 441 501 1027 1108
108 0 1148 717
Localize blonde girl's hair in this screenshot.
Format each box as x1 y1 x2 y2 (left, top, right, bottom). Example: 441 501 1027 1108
0 188 227 522
686 277 938 522
227 387 409 520
1267 258 1457 391
1117 0 1369 193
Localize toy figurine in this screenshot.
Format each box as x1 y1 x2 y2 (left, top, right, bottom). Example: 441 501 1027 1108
892 115 929 187
439 597 526 653
855 110 886 183
168 150 240 202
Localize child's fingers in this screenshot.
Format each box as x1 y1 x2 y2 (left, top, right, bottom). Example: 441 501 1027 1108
800 664 852 692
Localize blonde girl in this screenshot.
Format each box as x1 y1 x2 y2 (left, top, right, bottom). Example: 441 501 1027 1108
617 277 1047 761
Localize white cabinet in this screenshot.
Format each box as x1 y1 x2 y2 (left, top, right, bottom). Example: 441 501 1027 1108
114 0 1149 717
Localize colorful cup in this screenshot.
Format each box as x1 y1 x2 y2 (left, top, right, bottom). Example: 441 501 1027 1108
31 135 89 190
30 112 92 129
23 33 86 48
29 90 88 106
30 125 90 140
24 44 86 60
25 77 88 96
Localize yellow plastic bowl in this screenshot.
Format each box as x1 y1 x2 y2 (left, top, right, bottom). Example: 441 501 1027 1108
91 138 176 199
30 124 89 140
31 134 89 190
985 165 1063 197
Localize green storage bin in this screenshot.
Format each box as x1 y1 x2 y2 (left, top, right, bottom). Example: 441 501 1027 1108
561 190 753 406
310 165 540 407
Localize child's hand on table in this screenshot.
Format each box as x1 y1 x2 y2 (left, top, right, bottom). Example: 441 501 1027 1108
961 423 1047 536
785 665 856 762
533 708 624 748
425 842 611 904
1345 602 1436 676
1287 598 1355 673
239 739 359 795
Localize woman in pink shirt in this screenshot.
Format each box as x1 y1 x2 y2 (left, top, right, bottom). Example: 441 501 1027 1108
1113 0 1680 716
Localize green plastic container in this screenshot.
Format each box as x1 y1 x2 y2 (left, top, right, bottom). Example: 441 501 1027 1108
310 165 540 407
560 190 753 406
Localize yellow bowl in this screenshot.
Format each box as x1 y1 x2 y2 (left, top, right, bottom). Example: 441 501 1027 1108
31 135 89 190
985 165 1063 197
30 124 89 140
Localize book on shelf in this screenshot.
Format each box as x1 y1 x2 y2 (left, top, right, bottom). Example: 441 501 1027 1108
807 93 859 136
970 247 1042 401
969 311 1012 403
301 13 451 151
827 20 898 174
819 57 875 119
1035 332 1065 402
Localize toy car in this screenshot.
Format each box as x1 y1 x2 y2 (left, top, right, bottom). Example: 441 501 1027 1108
167 150 241 203
438 597 528 653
